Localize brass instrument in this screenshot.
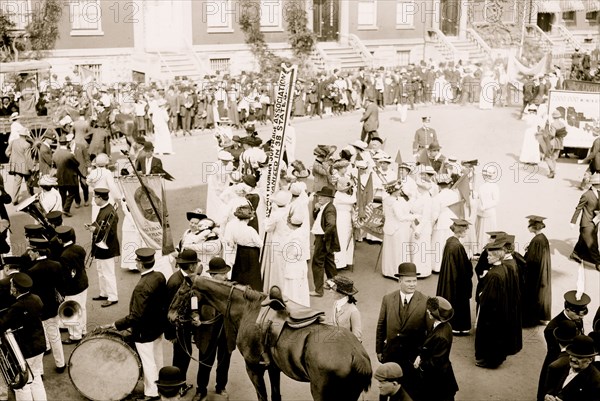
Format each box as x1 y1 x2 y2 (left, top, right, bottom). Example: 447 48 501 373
0 329 31 389
95 202 119 250
58 300 82 326
16 195 56 239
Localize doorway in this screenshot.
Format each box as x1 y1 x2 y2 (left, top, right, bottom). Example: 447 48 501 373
313 0 339 42
440 0 460 36
537 13 554 32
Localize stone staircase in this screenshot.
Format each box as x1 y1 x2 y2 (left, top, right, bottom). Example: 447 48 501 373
156 52 207 81
446 37 489 64
317 42 370 71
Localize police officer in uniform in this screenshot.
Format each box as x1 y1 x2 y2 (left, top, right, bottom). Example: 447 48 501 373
412 117 438 158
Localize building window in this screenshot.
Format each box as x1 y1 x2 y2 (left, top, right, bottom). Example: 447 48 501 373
0 0 32 30
70 0 103 36
259 0 283 31
75 64 102 83
357 0 377 28
396 50 410 66
210 58 231 73
396 0 415 28
205 0 233 33
562 11 576 22
586 11 598 21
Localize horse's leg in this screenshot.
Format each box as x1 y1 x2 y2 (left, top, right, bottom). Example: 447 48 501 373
245 362 269 401
267 365 281 401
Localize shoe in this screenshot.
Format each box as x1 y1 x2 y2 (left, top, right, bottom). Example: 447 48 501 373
475 360 500 369
309 291 323 297
55 365 66 374
62 338 81 345
547 173 555 179
192 393 208 401
84 201 90 206
74 203 80 209
216 389 229 398
63 212 73 217
569 253 582 263
92 296 108 301
135 396 160 401
179 384 193 397
44 349 51 356
101 300 118 308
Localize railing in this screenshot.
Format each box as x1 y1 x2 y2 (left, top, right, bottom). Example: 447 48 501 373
426 28 458 62
179 30 210 77
524 24 554 53
155 50 175 79
552 24 582 51
346 34 375 69
466 28 492 58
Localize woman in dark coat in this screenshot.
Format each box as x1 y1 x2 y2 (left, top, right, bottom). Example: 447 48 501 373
436 218 473 334
225 204 263 291
414 296 459 401
523 215 552 327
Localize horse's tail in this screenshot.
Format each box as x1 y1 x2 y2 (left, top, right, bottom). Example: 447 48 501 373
350 349 373 394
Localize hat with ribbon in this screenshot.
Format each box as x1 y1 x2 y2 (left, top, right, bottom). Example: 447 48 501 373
332 275 358 296
427 296 454 323
186 208 207 221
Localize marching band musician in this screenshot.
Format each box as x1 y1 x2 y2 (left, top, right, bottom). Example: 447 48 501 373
45 211 64 261
0 273 48 401
86 153 122 220
85 188 119 308
106 248 167 401
26 238 66 374
56 226 88 345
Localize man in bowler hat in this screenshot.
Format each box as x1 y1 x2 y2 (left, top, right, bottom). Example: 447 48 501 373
376 262 428 400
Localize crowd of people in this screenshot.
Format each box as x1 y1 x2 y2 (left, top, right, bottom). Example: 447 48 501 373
0 56 599 401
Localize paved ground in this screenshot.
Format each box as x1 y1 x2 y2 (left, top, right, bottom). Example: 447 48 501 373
4 102 599 401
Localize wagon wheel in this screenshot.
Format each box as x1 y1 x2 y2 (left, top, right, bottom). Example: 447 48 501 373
26 123 57 162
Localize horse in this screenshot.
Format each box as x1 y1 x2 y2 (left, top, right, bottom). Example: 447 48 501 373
168 277 372 401
109 109 140 146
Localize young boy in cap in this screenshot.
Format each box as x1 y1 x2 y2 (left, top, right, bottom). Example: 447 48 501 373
375 362 413 401
106 248 167 401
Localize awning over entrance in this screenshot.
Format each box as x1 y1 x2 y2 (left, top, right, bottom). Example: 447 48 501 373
560 0 586 11
585 0 600 12
537 1 561 13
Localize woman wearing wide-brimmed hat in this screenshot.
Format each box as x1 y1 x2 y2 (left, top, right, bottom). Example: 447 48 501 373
414 296 459 401
330 275 362 342
37 175 62 214
224 204 263 291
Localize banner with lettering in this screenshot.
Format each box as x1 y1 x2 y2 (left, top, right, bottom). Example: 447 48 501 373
353 202 384 239
563 80 600 93
548 90 600 146
118 175 175 254
264 64 298 217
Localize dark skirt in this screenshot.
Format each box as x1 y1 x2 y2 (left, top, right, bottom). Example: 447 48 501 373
231 245 262 291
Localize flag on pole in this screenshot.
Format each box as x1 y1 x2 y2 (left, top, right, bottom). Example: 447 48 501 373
264 64 298 218
395 149 403 165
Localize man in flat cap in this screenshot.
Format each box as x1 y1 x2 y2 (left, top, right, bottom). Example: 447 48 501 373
375 362 413 401
85 187 120 307
376 262 428 399
107 248 167 401
0 273 47 400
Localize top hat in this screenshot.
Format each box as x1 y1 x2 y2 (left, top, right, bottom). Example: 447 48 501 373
374 363 403 381
332 275 358 296
207 257 231 274
563 290 591 311
315 186 336 198
427 296 454 323
553 320 578 344
566 335 597 358
186 208 207 221
135 248 155 264
176 249 199 264
11 272 33 290
395 262 418 277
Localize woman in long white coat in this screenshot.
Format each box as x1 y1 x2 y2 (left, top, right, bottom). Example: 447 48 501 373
288 182 311 262
519 108 542 165
479 71 496 110
411 168 436 278
206 150 234 224
152 99 173 155
431 177 460 273
261 190 292 292
381 182 419 278
333 178 356 269
281 208 310 307
475 166 500 251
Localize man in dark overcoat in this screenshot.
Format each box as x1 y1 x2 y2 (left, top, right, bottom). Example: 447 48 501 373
52 135 81 216
310 187 340 297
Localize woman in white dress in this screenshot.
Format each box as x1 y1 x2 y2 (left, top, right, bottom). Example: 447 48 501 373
431 176 460 273
475 166 500 251
381 182 419 278
411 168 436 278
206 150 234 224
281 208 310 307
333 177 356 270
152 99 173 155
38 175 62 213
86 153 121 220
519 107 542 165
479 71 496 110
262 190 292 292
288 182 311 262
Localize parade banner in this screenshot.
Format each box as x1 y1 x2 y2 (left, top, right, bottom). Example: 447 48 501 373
354 203 384 239
548 90 600 149
118 175 175 254
563 80 600 93
264 64 298 217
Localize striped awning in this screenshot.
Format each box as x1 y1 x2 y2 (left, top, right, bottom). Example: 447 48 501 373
537 1 561 13
561 0 586 11
585 0 600 11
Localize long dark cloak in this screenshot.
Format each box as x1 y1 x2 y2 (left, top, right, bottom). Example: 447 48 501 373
503 255 524 355
436 236 473 331
523 233 552 327
475 263 511 366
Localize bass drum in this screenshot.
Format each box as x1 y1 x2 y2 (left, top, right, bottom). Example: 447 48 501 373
68 330 141 401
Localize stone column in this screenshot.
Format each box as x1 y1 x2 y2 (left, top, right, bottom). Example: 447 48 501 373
339 0 349 44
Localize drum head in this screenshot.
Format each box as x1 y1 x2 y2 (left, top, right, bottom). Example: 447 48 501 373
69 333 141 401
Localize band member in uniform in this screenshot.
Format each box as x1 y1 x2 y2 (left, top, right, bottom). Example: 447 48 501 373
56 226 88 344
85 188 119 307
27 237 66 373
106 248 167 401
165 249 200 397
0 273 47 401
